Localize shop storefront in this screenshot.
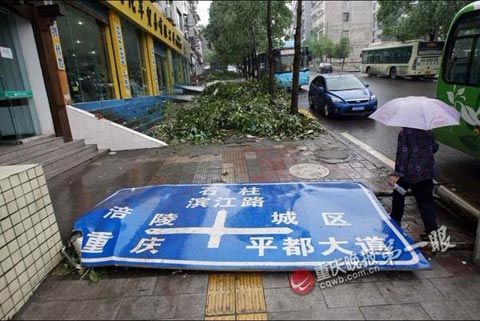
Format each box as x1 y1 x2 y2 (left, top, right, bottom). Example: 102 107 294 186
55 0 186 104
56 3 113 103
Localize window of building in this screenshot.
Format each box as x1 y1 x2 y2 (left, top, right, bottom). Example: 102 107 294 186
172 52 185 85
342 30 349 38
177 9 182 29
57 5 112 103
121 19 147 97
154 41 168 92
343 12 349 22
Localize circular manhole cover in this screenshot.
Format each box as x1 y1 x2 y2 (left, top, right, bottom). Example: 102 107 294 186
289 163 330 179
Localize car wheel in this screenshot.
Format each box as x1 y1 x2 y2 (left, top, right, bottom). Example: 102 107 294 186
366 67 372 77
389 67 397 79
308 93 314 109
323 103 331 119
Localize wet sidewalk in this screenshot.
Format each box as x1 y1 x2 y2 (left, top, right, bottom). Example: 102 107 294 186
14 130 480 320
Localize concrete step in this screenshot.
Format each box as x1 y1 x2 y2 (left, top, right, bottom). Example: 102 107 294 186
46 148 108 181
0 137 65 164
43 144 97 174
8 140 86 166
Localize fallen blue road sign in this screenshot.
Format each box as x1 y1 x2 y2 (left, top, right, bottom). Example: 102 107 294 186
73 182 430 271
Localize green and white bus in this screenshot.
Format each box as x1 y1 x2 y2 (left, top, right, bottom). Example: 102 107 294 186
434 1 480 158
361 40 444 79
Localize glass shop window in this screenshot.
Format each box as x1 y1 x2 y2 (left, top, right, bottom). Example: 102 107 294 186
121 19 147 97
57 5 113 103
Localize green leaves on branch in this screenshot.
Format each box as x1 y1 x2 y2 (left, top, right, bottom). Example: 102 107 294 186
152 82 324 144
304 34 335 62
204 1 292 65
304 35 351 63
377 0 472 41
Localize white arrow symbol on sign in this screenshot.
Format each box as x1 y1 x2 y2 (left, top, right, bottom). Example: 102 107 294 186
146 210 293 248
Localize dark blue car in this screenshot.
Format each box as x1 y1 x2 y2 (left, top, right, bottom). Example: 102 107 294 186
308 74 377 118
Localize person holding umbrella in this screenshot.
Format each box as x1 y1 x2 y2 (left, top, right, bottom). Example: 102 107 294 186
389 127 439 240
369 96 460 240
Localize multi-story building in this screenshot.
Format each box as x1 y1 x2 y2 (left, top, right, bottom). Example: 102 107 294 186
287 1 313 43
372 1 397 43
310 0 373 62
153 1 203 81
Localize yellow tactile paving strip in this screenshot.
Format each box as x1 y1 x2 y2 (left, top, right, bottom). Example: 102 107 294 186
236 313 268 320
205 273 267 320
298 109 316 119
206 273 236 316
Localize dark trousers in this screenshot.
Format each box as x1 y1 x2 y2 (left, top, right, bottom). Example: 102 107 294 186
390 178 438 234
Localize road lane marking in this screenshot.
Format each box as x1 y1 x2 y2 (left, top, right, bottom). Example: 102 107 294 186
340 132 395 169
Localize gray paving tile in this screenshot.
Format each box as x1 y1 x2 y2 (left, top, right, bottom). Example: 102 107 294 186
14 301 66 320
30 279 60 301
118 277 158 298
268 301 364 320
154 274 208 295
360 304 430 320
375 279 444 304
262 273 290 289
62 299 123 320
174 293 206 319
356 271 400 283
411 261 453 279
321 283 387 308
47 280 108 301
115 296 178 320
421 301 472 320
430 276 480 300
461 300 480 319
264 287 324 313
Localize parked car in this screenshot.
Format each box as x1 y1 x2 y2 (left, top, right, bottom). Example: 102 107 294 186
308 73 377 118
227 65 237 72
317 62 333 73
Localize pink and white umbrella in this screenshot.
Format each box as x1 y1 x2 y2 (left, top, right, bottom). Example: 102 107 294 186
369 96 460 130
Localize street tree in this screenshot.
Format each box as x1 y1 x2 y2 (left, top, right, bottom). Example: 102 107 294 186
377 0 472 41
267 0 275 99
304 34 335 64
334 37 353 71
204 1 291 68
290 0 302 115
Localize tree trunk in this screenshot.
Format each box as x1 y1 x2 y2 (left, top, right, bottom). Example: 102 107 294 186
267 0 275 100
250 51 255 79
243 57 248 80
290 0 302 115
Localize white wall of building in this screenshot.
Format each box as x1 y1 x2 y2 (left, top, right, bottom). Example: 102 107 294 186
67 106 167 151
15 16 55 136
310 0 373 63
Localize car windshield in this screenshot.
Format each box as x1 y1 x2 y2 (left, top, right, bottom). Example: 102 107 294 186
326 76 365 91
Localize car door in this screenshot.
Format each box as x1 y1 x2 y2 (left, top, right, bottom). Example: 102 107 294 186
310 76 320 105
315 76 327 107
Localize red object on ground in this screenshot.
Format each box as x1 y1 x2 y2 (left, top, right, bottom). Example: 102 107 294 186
289 270 315 295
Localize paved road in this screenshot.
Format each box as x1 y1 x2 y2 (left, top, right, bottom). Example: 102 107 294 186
300 71 480 207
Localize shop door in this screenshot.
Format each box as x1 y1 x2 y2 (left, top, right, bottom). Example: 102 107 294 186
0 11 38 142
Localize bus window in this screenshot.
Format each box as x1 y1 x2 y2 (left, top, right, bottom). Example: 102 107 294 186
418 41 444 56
472 40 480 85
443 13 480 86
446 38 473 83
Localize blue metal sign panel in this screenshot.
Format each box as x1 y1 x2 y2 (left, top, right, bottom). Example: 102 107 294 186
73 182 430 271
